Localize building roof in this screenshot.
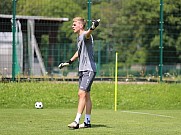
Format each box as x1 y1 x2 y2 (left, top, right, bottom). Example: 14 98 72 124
0 14 69 22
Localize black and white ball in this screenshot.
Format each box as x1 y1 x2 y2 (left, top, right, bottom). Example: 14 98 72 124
35 102 43 109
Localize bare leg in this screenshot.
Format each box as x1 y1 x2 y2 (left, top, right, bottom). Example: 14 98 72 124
73 89 86 124
75 90 92 126
77 89 86 114
85 92 92 114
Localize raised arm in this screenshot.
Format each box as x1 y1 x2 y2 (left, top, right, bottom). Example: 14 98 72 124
85 19 100 39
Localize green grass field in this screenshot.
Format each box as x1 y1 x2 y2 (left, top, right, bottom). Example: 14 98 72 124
0 82 181 134
0 109 181 135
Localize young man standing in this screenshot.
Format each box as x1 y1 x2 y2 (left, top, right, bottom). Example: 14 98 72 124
58 17 100 129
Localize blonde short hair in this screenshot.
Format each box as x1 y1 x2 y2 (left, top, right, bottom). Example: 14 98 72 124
73 17 87 28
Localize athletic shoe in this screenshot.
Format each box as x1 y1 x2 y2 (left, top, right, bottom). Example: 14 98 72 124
79 122 91 128
68 121 79 129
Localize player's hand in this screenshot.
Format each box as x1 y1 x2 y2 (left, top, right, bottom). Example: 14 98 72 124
58 60 73 69
58 62 70 69
90 19 100 30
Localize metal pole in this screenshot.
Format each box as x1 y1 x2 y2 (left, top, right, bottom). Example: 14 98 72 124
87 0 91 29
12 0 16 81
159 0 164 82
97 40 101 76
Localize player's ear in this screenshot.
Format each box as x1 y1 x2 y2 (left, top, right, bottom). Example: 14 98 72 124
80 23 84 29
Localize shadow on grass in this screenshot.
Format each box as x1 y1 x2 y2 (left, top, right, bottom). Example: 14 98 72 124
69 124 111 130
91 124 110 128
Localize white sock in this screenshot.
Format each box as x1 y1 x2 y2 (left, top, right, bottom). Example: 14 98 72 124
84 114 91 124
74 113 81 124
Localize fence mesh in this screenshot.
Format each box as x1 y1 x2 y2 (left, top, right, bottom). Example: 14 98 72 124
0 0 180 82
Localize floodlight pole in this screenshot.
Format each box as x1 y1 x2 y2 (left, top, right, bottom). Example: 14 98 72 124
12 0 17 81
87 0 91 29
159 0 164 82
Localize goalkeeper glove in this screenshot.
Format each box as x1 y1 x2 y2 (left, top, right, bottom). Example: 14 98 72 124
58 60 73 69
90 19 100 30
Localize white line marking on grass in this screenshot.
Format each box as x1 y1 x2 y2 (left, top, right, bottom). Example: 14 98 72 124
121 111 175 119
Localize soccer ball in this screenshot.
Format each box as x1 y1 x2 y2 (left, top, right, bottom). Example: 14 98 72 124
35 102 43 109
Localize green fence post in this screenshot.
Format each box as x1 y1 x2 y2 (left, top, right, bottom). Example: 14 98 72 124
97 40 101 76
159 0 164 82
45 48 48 70
63 42 66 61
87 0 91 29
12 0 17 81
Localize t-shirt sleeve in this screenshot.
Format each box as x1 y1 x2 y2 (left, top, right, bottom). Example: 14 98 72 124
83 33 87 41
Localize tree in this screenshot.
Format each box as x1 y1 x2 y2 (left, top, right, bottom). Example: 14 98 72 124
111 0 181 65
0 0 12 14
17 0 81 18
14 0 181 67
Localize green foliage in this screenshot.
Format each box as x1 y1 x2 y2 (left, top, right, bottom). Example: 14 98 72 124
0 0 12 14
17 0 81 18
112 0 156 64
1 0 180 71
110 0 180 65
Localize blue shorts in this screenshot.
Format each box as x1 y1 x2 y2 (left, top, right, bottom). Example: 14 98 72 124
79 71 96 92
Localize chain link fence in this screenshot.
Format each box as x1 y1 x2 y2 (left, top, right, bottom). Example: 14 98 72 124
0 0 180 82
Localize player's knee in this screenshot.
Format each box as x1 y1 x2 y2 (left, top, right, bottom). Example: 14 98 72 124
78 90 86 98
